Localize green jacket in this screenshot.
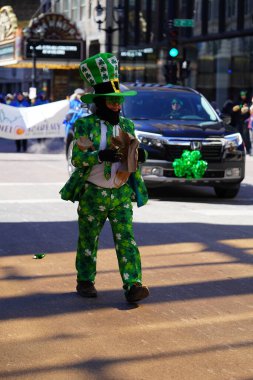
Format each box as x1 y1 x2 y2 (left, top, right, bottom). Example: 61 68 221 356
59 114 148 207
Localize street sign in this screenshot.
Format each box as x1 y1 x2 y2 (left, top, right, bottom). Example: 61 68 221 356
174 19 194 27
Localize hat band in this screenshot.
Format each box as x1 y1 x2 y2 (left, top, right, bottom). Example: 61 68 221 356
93 79 120 95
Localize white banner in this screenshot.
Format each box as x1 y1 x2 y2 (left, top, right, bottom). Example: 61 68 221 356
0 100 69 139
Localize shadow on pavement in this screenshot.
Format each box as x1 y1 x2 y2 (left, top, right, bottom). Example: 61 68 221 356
147 182 253 205
1 339 253 379
1 219 253 321
0 220 253 262
0 276 253 321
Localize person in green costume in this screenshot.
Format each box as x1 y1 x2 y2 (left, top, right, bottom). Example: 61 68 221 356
60 53 149 303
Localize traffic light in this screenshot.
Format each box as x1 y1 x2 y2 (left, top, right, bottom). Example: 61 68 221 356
168 28 179 58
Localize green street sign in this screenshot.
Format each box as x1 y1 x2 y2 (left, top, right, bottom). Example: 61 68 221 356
174 19 194 27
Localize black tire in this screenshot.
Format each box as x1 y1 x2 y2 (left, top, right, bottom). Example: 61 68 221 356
214 185 240 198
67 139 75 176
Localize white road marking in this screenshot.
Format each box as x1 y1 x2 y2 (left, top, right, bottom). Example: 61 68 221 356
0 199 63 204
0 182 64 186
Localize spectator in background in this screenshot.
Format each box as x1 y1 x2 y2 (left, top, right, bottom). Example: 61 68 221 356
222 91 251 153
69 88 85 111
5 93 14 105
247 97 253 156
10 92 30 152
33 91 50 106
0 94 6 104
232 90 251 153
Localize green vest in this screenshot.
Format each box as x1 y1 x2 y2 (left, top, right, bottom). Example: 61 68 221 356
59 114 148 208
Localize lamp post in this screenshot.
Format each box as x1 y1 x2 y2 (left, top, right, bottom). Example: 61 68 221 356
23 26 45 90
94 1 124 54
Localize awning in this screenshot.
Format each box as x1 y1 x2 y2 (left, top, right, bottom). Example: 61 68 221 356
3 60 79 70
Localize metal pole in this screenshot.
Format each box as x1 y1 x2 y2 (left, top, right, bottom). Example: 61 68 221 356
107 28 113 52
31 44 37 88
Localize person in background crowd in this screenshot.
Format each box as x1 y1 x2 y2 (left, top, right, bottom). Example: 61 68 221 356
10 92 30 152
69 88 85 111
33 91 50 106
247 97 253 156
0 94 6 104
22 92 31 106
5 93 14 105
223 90 251 153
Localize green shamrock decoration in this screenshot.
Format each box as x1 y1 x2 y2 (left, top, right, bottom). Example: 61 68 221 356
172 150 208 179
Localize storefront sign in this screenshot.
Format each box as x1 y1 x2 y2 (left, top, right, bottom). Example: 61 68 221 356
120 48 154 58
0 100 69 139
25 40 82 60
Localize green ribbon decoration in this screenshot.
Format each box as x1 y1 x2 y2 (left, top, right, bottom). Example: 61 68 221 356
172 150 208 179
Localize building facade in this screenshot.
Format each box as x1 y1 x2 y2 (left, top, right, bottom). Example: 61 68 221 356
1 0 253 107
116 0 253 108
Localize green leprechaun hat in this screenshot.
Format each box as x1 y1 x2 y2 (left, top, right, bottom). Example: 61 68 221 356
79 52 137 103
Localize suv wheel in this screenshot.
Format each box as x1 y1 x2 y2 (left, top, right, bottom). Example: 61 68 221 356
214 185 240 198
67 139 75 176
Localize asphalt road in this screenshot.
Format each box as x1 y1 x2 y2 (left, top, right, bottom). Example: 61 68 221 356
0 138 253 380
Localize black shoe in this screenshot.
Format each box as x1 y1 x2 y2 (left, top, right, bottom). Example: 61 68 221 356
76 280 97 298
125 283 149 303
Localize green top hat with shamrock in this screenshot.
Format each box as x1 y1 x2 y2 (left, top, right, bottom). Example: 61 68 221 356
79 52 137 104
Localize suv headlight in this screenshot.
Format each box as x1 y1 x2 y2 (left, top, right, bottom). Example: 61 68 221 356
224 133 243 151
135 131 164 148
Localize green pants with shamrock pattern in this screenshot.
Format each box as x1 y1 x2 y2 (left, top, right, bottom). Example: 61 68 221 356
76 182 142 290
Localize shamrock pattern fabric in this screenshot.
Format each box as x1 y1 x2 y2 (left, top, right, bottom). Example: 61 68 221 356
79 53 119 85
59 114 149 207
76 183 142 289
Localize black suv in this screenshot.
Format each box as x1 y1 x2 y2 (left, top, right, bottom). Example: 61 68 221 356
121 84 245 198
65 84 245 198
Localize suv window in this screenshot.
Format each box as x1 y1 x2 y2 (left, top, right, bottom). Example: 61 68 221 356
122 90 218 122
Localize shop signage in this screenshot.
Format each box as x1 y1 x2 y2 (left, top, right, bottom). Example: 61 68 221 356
120 48 154 58
25 40 82 60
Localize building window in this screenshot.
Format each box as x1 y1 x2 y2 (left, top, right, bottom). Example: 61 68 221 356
80 0 86 20
55 1 61 13
208 0 219 34
62 0 69 18
139 0 148 43
71 0 78 20
226 0 237 31
226 0 236 18
88 0 92 18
